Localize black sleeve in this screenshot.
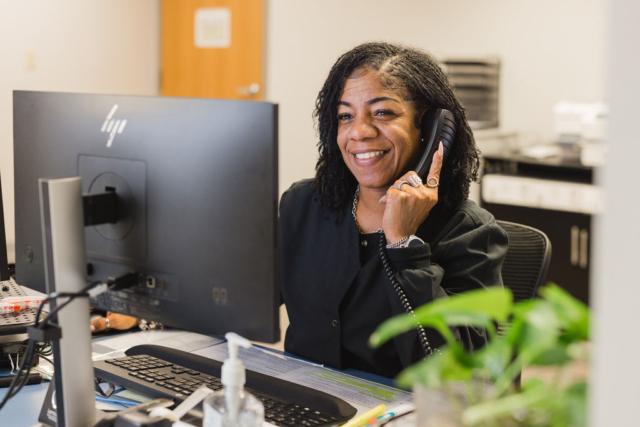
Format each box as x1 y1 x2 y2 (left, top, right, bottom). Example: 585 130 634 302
382 212 508 366
278 186 296 308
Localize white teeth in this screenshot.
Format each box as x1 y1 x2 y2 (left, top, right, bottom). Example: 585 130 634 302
355 151 384 160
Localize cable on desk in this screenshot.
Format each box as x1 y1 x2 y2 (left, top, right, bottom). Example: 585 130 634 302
35 354 54 367
95 395 138 408
0 274 140 410
0 280 103 411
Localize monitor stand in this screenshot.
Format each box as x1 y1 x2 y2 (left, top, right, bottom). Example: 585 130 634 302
38 177 100 427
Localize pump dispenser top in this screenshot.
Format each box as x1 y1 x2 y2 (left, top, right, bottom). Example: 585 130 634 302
222 333 251 390
204 332 264 427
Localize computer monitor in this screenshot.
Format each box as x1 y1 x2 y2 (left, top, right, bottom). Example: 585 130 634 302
0 175 9 281
13 91 280 343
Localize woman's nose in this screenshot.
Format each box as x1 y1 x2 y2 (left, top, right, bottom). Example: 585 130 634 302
348 115 377 141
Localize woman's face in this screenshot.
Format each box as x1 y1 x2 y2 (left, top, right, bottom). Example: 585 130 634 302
337 69 422 192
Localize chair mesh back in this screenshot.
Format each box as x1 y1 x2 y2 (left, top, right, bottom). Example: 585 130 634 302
497 221 551 303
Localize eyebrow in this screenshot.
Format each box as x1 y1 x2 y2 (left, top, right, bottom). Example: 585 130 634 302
338 97 401 107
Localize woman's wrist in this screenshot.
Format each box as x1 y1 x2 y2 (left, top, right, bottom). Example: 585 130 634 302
385 229 416 245
386 235 410 249
386 234 426 249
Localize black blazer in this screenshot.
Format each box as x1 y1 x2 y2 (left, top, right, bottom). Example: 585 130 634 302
279 179 508 376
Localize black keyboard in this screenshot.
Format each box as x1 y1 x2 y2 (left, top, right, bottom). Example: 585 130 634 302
94 345 357 427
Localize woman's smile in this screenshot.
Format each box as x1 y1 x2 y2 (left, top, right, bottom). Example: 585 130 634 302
352 148 390 163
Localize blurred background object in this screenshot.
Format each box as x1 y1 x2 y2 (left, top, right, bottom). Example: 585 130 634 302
161 0 264 100
442 57 500 130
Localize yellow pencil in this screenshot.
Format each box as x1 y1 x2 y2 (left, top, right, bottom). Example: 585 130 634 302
340 404 386 427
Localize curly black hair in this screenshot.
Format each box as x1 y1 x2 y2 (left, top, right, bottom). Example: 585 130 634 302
312 42 480 214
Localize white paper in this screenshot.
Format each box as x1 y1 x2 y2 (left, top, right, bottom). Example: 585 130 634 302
32 359 54 380
193 343 413 415
194 8 231 48
91 330 223 360
114 389 154 403
520 144 562 159
193 342 320 376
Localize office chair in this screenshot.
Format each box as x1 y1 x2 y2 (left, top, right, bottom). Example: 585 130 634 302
496 220 552 337
496 220 551 388
497 220 552 305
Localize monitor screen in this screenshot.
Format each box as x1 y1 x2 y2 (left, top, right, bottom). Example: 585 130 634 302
13 91 280 343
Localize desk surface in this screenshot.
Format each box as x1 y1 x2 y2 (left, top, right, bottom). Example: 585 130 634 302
1 331 405 426
0 381 49 426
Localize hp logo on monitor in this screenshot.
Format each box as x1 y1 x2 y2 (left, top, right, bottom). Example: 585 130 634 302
100 104 128 147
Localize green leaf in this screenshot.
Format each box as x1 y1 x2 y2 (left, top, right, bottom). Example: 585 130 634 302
369 312 419 347
564 382 588 427
416 287 513 323
370 312 461 350
491 300 564 396
438 311 498 339
566 341 590 361
511 299 562 362
437 312 493 327
370 287 512 348
502 312 526 347
395 347 472 388
539 284 590 341
529 344 572 366
521 377 546 391
472 338 512 379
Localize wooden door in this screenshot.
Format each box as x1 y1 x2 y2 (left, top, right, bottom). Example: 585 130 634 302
161 0 264 100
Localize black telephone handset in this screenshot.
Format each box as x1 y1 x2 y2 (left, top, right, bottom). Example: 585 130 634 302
379 108 457 358
414 108 457 181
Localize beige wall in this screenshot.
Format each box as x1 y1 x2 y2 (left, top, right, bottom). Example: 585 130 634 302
265 0 606 193
0 0 606 257
0 0 160 262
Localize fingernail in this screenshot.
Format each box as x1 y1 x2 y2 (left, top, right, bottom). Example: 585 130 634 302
90 325 95 332
439 141 444 156
378 195 386 204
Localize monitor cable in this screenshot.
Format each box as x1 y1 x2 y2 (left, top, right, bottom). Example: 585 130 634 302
0 280 105 410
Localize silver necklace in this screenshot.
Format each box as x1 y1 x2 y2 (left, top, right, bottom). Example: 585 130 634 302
352 185 384 234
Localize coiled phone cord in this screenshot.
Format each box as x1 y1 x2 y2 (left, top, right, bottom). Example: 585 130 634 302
379 234 435 357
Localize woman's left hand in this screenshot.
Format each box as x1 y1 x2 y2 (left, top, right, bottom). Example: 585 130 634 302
90 312 140 333
380 142 444 244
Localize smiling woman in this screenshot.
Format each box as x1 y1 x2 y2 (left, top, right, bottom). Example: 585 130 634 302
279 42 509 378
336 70 422 194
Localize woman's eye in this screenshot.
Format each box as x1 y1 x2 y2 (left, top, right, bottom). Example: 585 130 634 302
337 113 353 121
375 109 395 117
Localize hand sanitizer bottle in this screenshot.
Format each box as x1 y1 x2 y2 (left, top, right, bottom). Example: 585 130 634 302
204 333 264 427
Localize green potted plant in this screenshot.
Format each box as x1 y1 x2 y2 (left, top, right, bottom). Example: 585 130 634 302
369 284 589 426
